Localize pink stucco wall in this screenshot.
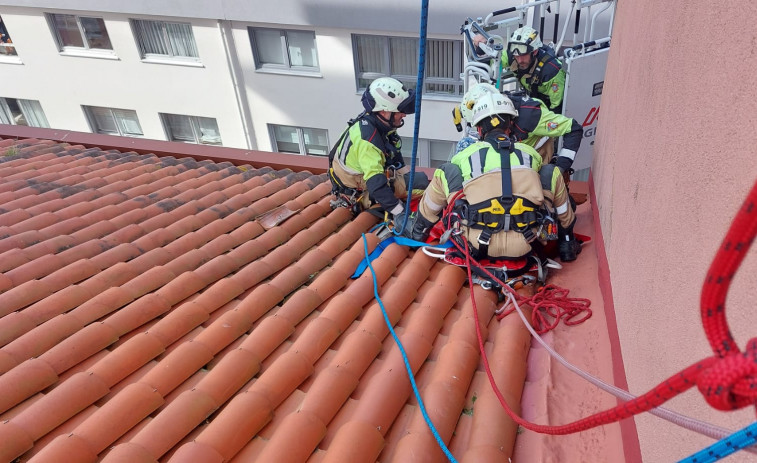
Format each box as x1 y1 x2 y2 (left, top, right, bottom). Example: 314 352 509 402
592 1 757 461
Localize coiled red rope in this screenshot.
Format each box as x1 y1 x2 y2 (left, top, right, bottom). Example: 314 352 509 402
440 191 592 334
456 179 757 434
497 284 592 334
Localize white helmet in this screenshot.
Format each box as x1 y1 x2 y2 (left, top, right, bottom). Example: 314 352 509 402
460 82 499 123
507 26 542 58
362 77 416 114
472 92 518 126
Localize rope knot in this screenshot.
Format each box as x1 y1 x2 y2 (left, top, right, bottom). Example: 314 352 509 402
697 337 757 411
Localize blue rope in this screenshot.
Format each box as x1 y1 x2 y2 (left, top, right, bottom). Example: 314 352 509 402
679 422 757 463
361 234 457 462
395 0 429 235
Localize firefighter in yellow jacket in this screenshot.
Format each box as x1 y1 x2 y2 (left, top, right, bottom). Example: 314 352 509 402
453 82 582 171
398 92 581 262
329 77 430 217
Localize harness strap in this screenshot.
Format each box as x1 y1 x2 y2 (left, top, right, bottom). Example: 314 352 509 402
328 114 362 165
495 139 514 200
328 168 361 195
477 228 493 259
531 55 548 89
466 208 539 229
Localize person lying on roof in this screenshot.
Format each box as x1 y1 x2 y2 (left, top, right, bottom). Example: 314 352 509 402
398 92 581 262
328 77 430 218
453 82 582 174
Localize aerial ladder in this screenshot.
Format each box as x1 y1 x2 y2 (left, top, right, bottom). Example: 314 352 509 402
459 0 616 179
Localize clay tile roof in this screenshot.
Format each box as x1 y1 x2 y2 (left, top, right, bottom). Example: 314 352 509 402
0 136 626 463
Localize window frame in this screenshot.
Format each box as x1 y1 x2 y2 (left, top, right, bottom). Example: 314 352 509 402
0 15 18 57
130 18 200 63
352 34 464 98
83 105 143 137
249 27 320 73
399 136 456 168
268 123 330 156
47 13 114 53
159 113 223 146
0 97 49 127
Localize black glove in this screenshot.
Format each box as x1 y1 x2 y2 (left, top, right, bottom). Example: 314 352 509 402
394 211 433 242
404 171 430 191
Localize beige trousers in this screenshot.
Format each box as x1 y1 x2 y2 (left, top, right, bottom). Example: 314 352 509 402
332 161 409 210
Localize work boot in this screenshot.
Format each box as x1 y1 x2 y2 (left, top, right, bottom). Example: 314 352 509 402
395 211 434 242
558 222 582 262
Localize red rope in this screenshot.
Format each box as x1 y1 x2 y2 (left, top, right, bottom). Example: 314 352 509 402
497 284 592 334
440 191 592 334
698 179 757 412
457 179 757 434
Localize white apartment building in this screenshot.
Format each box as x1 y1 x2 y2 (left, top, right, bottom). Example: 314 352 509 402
0 1 607 168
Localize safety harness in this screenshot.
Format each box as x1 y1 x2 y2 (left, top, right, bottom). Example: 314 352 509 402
327 114 406 216
327 116 364 215
523 49 560 102
449 135 558 259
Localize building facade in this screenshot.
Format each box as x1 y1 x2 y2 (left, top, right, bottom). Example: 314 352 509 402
0 1 520 167
0 0 612 169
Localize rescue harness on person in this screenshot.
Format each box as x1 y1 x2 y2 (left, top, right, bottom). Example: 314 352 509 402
327 113 363 214
327 115 406 216
438 134 560 287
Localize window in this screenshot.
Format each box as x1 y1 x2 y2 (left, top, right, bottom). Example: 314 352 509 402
0 15 17 56
131 19 198 60
353 35 463 96
48 14 113 51
0 98 49 127
429 140 456 167
249 28 319 72
400 136 456 168
161 113 222 145
269 124 329 156
83 106 143 137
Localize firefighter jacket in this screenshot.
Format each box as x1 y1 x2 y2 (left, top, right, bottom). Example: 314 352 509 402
435 135 542 201
419 132 546 258
330 113 404 215
508 93 582 171
502 47 566 112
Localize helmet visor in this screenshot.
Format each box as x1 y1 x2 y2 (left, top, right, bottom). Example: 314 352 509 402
397 88 416 114
507 42 531 56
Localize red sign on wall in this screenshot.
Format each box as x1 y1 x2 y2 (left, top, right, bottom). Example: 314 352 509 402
582 106 600 127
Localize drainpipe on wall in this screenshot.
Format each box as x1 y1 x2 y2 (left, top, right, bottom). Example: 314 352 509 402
218 19 257 150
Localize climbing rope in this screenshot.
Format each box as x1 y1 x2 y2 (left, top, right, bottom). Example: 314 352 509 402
438 189 591 334
698 180 757 411
459 180 757 441
361 233 457 463
680 421 757 463
395 0 429 235
497 284 592 334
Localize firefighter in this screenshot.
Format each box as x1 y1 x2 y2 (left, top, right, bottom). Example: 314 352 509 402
475 26 566 113
453 83 582 173
328 77 429 217
399 92 581 262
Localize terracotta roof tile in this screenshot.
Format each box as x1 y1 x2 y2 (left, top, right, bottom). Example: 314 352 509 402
75 382 164 454
88 333 166 386
11 371 110 441
39 322 120 374
57 350 110 384
19 404 98 461
0 138 625 462
27 433 99 462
